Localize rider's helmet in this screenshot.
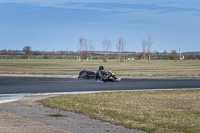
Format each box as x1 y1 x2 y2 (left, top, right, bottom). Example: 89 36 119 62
99 66 104 70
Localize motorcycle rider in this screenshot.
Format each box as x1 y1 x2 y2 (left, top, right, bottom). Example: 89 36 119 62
96 66 121 82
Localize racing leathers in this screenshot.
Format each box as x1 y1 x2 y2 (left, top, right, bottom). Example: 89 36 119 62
96 66 120 82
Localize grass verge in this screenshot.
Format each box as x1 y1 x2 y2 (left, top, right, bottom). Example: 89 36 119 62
39 90 200 133
0 59 200 76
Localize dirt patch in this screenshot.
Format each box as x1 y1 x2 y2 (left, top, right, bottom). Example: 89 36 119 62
47 113 68 118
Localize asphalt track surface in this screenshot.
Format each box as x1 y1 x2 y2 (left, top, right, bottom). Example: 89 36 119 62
0 76 200 94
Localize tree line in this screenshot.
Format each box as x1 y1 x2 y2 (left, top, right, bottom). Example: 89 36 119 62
1 48 199 60
77 36 153 62
0 36 199 60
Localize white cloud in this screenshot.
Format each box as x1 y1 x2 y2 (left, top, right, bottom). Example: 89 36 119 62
0 0 199 14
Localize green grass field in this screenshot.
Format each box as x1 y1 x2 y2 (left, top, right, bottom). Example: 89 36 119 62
39 90 200 133
0 59 200 76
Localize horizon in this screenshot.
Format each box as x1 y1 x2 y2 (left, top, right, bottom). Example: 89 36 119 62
0 0 200 53
1 48 200 54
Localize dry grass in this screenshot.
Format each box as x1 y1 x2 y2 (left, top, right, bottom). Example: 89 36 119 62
0 59 200 76
39 90 200 133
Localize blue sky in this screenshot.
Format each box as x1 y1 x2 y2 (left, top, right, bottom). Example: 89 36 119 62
0 0 200 52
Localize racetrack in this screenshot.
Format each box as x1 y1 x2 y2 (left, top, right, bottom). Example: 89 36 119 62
0 76 200 94
0 75 200 133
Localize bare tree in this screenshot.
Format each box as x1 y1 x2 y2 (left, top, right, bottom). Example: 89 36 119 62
187 53 195 60
170 50 178 60
78 37 87 61
78 37 92 61
141 38 147 60
147 35 153 58
162 50 168 60
102 38 112 62
116 37 126 61
141 35 153 61
88 37 95 60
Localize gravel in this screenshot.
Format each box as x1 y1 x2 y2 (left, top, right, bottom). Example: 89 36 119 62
0 95 146 133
